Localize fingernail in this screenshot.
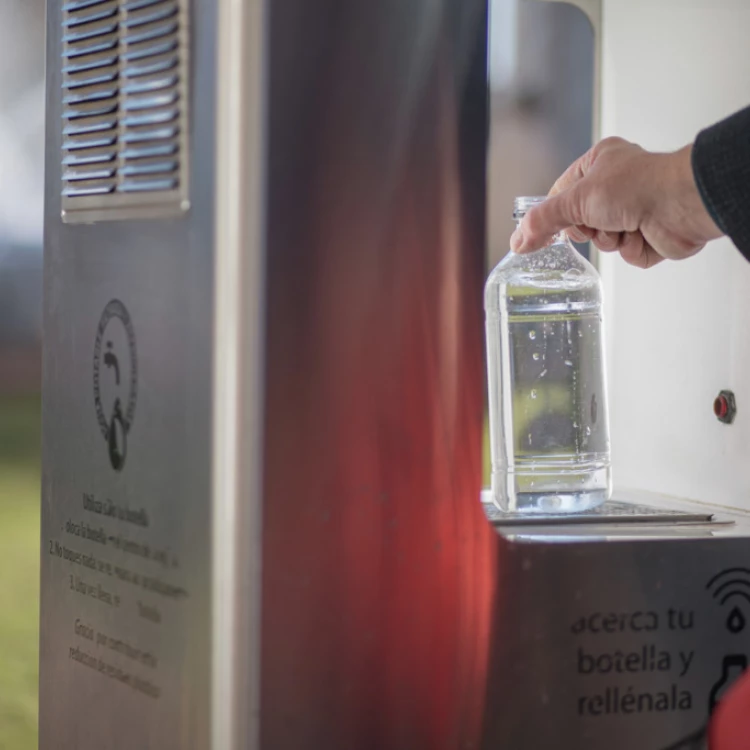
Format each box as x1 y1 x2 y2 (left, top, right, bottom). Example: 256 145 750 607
510 229 524 253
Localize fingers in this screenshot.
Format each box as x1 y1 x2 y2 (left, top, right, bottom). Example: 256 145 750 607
511 222 610 250
511 186 585 253
617 231 664 269
569 225 593 243
548 154 596 240
548 142 607 197
508 136 665 268
593 230 622 252
548 153 590 197
515 139 634 251
510 220 665 270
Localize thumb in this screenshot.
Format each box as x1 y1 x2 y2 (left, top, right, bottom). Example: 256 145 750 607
512 186 585 254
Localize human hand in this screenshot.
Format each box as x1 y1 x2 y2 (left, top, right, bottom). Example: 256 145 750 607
510 137 723 268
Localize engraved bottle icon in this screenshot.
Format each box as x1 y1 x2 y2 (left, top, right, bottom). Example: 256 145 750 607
709 654 748 714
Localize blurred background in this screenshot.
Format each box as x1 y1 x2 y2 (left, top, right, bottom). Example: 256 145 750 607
0 0 591 747
0 0 44 747
486 0 593 267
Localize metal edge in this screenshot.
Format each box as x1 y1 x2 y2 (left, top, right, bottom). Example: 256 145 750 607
487 511 717 527
211 0 267 749
61 191 189 223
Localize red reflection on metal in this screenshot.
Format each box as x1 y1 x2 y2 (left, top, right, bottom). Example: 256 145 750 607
262 3 496 748
710 671 750 750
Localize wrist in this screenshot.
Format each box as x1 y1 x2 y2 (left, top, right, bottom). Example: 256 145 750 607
677 143 724 242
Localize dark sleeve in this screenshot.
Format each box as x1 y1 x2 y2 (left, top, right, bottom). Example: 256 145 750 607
691 105 750 260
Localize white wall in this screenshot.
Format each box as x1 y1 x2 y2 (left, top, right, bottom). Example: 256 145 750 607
601 0 750 508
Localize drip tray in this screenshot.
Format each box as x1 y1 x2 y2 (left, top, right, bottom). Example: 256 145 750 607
483 499 715 527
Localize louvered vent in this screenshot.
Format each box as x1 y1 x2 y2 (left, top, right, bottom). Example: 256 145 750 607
61 0 189 221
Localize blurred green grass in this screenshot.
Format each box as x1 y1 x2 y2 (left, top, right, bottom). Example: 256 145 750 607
0 395 40 750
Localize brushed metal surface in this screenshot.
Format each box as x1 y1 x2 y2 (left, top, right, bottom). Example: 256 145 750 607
483 526 750 750
40 0 215 746
258 2 494 749
480 496 750 749
42 0 495 748
42 1 750 749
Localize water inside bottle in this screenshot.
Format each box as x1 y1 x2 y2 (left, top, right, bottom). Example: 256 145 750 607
485 234 611 513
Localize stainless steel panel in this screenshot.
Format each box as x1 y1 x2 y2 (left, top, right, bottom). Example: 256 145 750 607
482 503 750 749
259 2 493 748
39 0 217 747
43 1 750 748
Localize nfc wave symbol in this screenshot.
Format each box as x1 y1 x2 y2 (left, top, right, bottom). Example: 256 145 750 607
706 567 750 634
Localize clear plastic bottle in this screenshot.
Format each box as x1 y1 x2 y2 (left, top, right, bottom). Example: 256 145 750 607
485 196 611 513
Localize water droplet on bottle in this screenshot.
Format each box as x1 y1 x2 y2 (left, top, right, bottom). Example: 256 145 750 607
573 422 578 429
529 330 536 340
539 369 548 378
586 426 591 436
564 360 573 367
530 390 537 399
545 495 562 511
727 607 746 634
533 352 540 361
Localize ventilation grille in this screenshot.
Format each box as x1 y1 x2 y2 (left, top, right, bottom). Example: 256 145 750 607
61 0 189 221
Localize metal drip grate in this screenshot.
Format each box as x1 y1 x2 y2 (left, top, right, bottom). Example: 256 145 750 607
483 499 715 527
